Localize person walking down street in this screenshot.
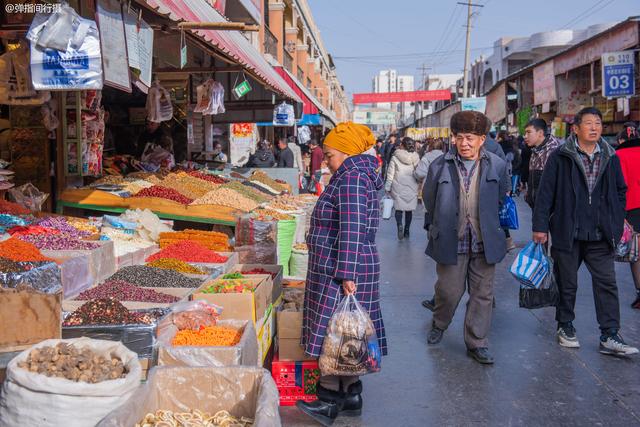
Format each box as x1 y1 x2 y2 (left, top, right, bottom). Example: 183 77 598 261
288 136 305 175
523 119 562 210
309 139 324 188
385 137 420 240
381 132 399 180
532 107 638 357
249 140 276 167
615 124 640 309
297 122 387 426
509 138 522 195
276 137 295 168
414 139 445 184
424 111 509 365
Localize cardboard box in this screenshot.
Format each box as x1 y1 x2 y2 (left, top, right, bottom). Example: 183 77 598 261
276 309 313 361
0 289 61 352
157 320 259 367
229 264 284 303
192 276 273 324
271 355 320 406
257 305 274 365
98 366 281 426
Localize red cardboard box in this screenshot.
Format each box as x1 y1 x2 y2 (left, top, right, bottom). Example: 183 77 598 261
271 355 320 406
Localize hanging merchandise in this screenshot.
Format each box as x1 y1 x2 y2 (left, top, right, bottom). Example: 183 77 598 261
0 42 51 105
273 102 295 127
146 81 173 123
194 79 225 115
232 73 252 99
297 126 311 145
27 4 103 90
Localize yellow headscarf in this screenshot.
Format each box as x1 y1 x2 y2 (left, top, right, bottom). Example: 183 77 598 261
323 122 375 156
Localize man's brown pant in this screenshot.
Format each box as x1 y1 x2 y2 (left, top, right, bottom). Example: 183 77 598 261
432 253 496 349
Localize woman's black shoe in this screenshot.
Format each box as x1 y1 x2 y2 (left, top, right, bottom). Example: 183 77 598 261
296 385 341 426
404 227 410 239
341 380 363 417
397 224 404 240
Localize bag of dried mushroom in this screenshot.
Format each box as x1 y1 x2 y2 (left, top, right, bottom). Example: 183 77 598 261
319 295 382 377
0 337 141 427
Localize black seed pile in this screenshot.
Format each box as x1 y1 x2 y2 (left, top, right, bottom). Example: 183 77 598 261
107 265 202 288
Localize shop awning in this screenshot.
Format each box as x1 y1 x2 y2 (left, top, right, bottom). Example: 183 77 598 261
273 66 338 125
141 0 302 103
298 114 322 126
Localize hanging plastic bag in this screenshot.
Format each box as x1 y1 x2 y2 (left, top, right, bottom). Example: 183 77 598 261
273 102 295 127
319 294 382 376
146 81 173 123
381 196 394 220
519 252 559 309
615 220 638 262
499 196 519 229
510 241 549 289
8 183 49 212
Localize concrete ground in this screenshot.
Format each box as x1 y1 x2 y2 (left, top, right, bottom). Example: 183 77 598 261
280 199 640 426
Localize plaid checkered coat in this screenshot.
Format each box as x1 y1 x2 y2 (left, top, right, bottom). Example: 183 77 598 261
302 154 388 358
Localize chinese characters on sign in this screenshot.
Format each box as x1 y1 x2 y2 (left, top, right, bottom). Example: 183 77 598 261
602 51 636 98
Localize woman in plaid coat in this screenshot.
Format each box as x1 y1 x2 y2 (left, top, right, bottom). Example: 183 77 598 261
298 123 387 426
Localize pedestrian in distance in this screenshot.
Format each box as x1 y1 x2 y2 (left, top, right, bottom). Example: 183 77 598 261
385 137 420 240
297 122 387 426
532 107 638 357
414 139 445 185
424 110 510 365
381 132 399 180
249 140 276 168
522 118 562 210
276 137 295 168
615 123 640 309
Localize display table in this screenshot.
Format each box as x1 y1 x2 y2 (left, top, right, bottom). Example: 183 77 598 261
57 189 241 226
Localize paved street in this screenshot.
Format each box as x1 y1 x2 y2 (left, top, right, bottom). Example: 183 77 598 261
281 198 640 426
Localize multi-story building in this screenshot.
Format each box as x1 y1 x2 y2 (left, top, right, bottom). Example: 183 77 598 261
372 69 414 125
467 23 615 97
264 0 349 122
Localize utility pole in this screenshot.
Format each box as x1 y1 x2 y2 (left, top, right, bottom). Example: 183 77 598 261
416 63 432 120
458 1 483 98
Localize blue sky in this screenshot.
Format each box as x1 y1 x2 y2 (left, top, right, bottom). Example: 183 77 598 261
308 0 638 96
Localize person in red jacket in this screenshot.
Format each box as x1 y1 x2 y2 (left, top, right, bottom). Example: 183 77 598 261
616 123 640 309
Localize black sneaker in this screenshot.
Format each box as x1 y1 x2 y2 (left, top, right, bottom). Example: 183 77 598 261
467 347 494 364
599 333 639 357
557 322 580 348
422 297 435 311
427 325 444 345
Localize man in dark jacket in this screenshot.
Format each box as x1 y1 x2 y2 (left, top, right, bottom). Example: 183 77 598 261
424 111 509 365
523 119 562 210
381 132 399 179
249 140 276 167
276 138 294 168
533 107 638 357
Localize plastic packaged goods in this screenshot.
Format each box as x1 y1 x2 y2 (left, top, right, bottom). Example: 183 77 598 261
42 240 117 284
273 101 295 127
289 246 309 279
276 219 296 276
0 260 62 294
57 254 93 299
0 338 141 427
97 366 281 427
319 295 382 377
235 214 277 246
156 319 258 368
234 244 277 265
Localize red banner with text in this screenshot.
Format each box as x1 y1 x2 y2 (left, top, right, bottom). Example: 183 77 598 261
353 90 451 104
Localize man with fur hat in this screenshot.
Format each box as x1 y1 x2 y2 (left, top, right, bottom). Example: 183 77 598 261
423 111 509 364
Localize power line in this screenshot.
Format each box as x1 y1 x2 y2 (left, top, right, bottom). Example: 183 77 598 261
333 45 493 60
560 0 615 29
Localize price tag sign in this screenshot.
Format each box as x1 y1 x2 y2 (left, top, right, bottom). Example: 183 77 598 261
233 80 252 98
602 51 635 98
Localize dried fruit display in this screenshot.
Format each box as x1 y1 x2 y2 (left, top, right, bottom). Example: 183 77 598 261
242 268 278 279
252 208 293 221
220 181 270 203
146 241 229 264
17 343 127 383
248 170 288 193
133 186 193 205
160 172 218 200
146 258 206 275
190 188 258 212
136 410 253 427
171 325 242 347
0 238 53 262
159 229 231 252
18 234 100 251
36 216 92 238
201 280 256 294
0 199 30 215
63 299 162 326
293 243 308 251
75 280 179 303
187 170 229 184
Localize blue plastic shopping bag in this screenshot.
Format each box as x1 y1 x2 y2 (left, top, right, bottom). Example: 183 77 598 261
510 241 549 289
499 196 519 229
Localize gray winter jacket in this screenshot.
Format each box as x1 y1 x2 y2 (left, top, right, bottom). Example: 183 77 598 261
385 149 420 211
414 149 444 181
423 149 510 265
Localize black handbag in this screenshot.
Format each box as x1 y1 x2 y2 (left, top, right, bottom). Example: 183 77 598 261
519 256 559 309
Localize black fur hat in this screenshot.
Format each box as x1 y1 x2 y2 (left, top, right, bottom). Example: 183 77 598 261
450 111 492 136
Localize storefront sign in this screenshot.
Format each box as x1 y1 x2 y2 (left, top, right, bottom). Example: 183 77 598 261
96 0 131 92
352 111 396 125
601 51 635 98
554 21 639 75
352 90 451 105
533 60 556 105
124 8 154 87
460 97 486 113
230 123 256 167
485 83 507 124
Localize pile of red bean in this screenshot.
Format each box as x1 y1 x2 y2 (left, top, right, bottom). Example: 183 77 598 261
75 280 179 303
187 171 228 184
243 268 277 279
133 186 193 205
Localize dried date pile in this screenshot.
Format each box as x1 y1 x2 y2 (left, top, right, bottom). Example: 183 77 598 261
17 342 127 383
63 299 162 326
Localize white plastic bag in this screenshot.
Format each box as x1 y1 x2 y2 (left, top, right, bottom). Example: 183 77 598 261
289 247 309 278
273 102 295 127
146 81 173 123
381 196 394 220
0 337 141 427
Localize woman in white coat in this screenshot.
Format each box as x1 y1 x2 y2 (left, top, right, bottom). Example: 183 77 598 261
385 137 420 240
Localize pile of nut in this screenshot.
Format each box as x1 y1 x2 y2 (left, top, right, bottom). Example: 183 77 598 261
191 188 258 212
160 172 219 200
136 409 253 427
17 342 127 383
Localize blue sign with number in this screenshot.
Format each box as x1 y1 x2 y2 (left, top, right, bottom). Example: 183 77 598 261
602 51 635 98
